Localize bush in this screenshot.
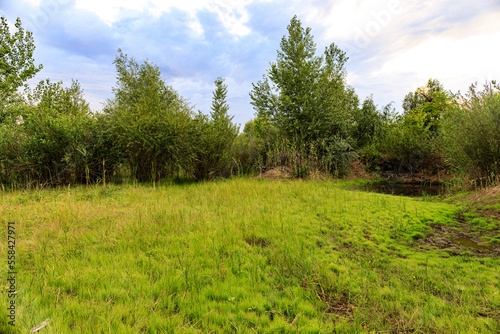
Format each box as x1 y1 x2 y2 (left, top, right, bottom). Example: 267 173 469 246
319 136 358 177
441 82 500 178
364 115 433 176
231 117 278 175
105 50 195 182
189 78 238 180
0 80 98 187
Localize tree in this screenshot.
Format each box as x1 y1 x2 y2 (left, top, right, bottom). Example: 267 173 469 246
351 95 383 148
27 79 91 117
441 81 500 178
104 49 194 182
0 77 96 185
191 78 238 180
249 15 358 176
19 79 94 184
211 78 230 120
0 16 43 100
402 78 444 112
250 15 357 146
402 78 450 135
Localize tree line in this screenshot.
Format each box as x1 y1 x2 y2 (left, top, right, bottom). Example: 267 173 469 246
1 15 499 188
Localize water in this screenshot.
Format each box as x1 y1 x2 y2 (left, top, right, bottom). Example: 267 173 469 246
450 237 493 251
349 181 445 197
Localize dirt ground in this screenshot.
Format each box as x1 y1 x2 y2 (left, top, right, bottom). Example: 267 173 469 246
253 166 293 180
420 214 500 257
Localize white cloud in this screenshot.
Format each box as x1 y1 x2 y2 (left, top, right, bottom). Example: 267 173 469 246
293 0 500 109
73 0 145 24
372 11 500 93
11 0 500 120
71 0 269 36
303 0 420 42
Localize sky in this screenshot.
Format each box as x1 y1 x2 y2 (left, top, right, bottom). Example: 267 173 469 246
2 0 500 127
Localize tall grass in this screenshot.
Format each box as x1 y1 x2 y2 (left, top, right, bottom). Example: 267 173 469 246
0 179 498 333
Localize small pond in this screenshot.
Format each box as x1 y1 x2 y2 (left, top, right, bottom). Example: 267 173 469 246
450 237 494 251
348 181 446 197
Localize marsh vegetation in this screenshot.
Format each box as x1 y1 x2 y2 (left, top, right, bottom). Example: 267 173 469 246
1 15 499 333
0 179 499 333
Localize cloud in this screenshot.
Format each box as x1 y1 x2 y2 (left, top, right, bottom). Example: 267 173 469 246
68 0 270 37
296 0 500 110
3 0 500 122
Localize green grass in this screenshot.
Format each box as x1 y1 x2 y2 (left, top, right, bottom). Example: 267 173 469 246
1 179 499 333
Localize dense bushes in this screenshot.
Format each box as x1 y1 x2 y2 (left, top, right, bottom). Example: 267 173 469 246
359 80 451 176
0 49 239 187
0 80 99 186
1 16 499 187
441 82 500 179
363 114 433 175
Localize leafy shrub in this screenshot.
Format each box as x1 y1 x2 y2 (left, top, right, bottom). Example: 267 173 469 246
231 116 279 174
104 50 195 182
0 80 97 186
189 78 238 180
319 137 358 177
441 82 500 178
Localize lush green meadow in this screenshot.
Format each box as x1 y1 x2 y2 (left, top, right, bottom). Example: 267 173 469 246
1 179 499 333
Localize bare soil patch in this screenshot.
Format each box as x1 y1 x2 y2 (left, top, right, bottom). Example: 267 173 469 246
316 291 355 318
347 161 373 181
254 166 331 181
254 166 292 180
421 214 500 257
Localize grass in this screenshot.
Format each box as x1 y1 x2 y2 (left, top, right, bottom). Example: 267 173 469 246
0 178 499 333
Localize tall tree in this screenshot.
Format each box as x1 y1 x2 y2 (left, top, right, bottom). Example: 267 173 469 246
191 77 238 180
250 15 357 146
210 77 239 171
351 95 383 148
105 49 194 182
211 78 230 121
0 16 43 100
402 78 444 112
0 16 43 125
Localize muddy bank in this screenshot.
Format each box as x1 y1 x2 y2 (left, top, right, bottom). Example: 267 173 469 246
421 215 500 257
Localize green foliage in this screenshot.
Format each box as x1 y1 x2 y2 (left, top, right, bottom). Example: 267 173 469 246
441 81 500 178
191 78 239 180
0 93 31 125
0 121 25 184
0 16 43 101
362 80 451 176
0 79 97 186
363 109 433 175
403 78 444 112
403 78 451 135
233 116 279 170
26 79 91 117
232 116 279 174
351 95 384 148
320 136 358 177
250 16 357 145
249 16 358 177
105 50 195 182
